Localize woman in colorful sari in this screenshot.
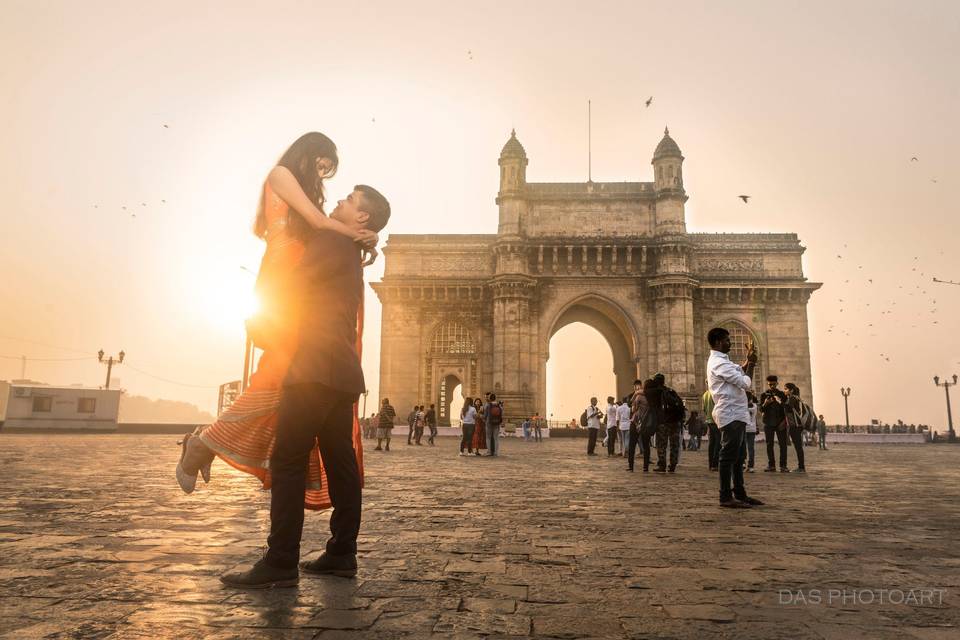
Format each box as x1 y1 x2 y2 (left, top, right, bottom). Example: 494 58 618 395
175 132 377 511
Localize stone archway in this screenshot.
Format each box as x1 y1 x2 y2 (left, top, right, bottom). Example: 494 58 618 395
542 294 640 417
437 372 463 426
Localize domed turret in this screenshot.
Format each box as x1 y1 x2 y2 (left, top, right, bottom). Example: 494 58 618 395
653 126 683 161
499 129 528 194
500 129 527 159
652 126 684 192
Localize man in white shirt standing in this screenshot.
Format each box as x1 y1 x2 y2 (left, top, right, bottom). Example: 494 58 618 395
706 327 765 508
605 396 619 456
585 397 602 456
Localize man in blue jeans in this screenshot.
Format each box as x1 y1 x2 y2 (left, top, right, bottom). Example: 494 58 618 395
706 327 765 509
484 393 504 456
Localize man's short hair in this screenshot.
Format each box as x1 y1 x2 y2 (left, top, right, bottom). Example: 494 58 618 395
634 379 643 386
489 393 497 401
382 397 390 404
356 184 391 232
707 327 729 347
607 396 615 403
767 375 778 383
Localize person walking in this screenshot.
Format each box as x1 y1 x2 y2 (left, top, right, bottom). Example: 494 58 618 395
459 398 477 456
533 413 544 442
484 394 504 456
706 327 764 509
413 405 425 445
652 374 684 473
702 387 720 471
584 398 602 456
406 405 418 446
375 399 396 452
760 375 790 472
817 414 828 450
425 404 437 446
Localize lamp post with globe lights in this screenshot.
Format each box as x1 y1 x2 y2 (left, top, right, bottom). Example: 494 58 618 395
97 349 125 390
933 375 957 442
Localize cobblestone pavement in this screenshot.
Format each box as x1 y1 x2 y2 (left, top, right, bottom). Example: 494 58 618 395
1 434 959 639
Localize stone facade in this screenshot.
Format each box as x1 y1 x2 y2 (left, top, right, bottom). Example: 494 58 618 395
372 129 821 425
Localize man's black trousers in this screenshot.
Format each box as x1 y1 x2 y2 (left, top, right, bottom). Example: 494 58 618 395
266 382 360 570
764 424 788 469
587 427 599 454
718 420 747 503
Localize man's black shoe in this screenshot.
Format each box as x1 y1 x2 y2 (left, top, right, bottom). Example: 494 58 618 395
220 559 298 589
763 467 776 472
719 499 752 509
642 465 649 473
627 466 634 472
796 468 806 473
667 466 676 473
736 496 765 506
653 466 666 473
300 552 358 578
780 468 791 473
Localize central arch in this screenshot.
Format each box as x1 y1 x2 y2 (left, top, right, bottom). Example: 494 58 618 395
542 294 640 415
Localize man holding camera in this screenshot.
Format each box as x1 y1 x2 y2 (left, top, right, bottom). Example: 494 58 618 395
760 375 790 472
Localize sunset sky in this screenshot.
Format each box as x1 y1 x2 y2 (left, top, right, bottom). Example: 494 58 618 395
1 0 958 427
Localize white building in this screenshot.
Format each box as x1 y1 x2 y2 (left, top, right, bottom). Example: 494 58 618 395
0 381 121 432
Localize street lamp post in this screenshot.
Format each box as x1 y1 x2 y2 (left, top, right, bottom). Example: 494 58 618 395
362 389 369 418
934 375 957 442
840 387 851 432
98 349 125 389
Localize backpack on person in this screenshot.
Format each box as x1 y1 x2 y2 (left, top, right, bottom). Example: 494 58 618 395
800 402 817 432
487 403 503 425
579 409 589 427
661 387 687 423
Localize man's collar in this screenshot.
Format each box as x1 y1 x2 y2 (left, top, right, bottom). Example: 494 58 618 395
709 349 730 360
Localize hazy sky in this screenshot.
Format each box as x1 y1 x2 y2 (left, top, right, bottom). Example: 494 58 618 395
1 0 958 427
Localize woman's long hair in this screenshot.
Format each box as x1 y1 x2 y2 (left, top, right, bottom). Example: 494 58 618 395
254 132 339 241
461 397 474 419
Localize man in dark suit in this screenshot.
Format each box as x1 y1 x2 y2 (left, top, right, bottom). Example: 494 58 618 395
222 185 391 588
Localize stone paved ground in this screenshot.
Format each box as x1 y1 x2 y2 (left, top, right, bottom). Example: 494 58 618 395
1 434 959 639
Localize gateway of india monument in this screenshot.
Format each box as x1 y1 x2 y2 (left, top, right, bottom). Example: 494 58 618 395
372 129 820 425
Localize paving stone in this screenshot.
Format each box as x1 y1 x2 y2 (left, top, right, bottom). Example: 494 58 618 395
434 611 532 636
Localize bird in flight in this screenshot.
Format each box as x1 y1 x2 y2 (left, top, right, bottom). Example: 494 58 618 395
467 50 473 60
163 124 169 129
738 195 750 203
645 96 653 107
911 157 918 162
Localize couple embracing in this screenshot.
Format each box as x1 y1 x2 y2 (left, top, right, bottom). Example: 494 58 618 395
175 132 391 588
